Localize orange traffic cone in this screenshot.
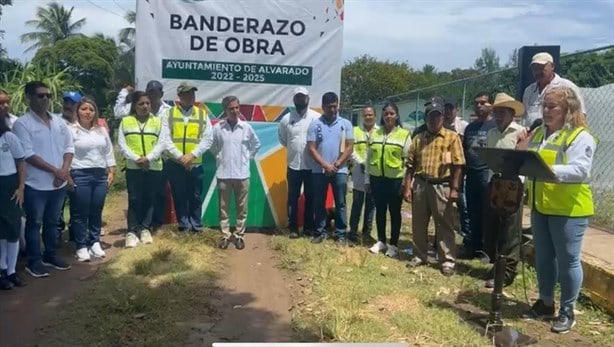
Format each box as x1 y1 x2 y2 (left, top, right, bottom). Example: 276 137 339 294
163 181 177 225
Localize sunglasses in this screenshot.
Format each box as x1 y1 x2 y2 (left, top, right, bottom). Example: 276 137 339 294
35 93 52 99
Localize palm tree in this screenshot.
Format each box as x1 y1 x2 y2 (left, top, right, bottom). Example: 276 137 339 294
116 11 136 86
20 2 86 53
118 10 135 52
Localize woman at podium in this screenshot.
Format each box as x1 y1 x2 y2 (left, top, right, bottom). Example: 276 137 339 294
518 87 597 334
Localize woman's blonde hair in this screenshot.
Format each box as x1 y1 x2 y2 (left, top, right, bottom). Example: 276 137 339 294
544 87 588 129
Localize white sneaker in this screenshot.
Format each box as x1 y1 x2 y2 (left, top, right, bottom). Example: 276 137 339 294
369 241 387 254
125 232 139 248
385 245 399 258
75 247 91 262
89 242 106 258
140 230 153 244
100 227 106 236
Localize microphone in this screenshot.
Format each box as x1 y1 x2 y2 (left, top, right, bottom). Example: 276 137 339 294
528 119 543 132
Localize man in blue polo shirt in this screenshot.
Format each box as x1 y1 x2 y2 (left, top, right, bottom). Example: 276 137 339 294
307 92 354 245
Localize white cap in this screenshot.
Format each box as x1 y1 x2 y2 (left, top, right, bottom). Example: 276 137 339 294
293 87 309 96
531 52 554 66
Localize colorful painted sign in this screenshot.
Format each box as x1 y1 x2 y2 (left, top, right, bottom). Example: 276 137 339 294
135 0 344 122
200 122 288 228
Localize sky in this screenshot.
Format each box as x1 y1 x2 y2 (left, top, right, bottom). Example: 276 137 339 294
1 0 613 71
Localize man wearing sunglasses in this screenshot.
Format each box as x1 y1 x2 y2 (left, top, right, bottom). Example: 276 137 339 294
12 81 74 278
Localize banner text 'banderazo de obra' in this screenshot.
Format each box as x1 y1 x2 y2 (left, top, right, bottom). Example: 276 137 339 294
170 14 306 56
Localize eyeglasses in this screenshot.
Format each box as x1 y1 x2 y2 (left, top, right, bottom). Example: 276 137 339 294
35 93 52 99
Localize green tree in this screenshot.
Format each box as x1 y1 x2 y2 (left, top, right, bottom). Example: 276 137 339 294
32 35 118 110
341 55 418 108
20 2 86 53
474 47 501 73
3 62 80 115
560 49 614 88
115 11 136 87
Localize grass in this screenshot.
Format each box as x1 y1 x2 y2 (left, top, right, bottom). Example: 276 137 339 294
270 206 614 346
41 187 224 346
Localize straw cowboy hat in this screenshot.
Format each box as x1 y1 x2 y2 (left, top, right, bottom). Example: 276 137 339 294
492 92 525 116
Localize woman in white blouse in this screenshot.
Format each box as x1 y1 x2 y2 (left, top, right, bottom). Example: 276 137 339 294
69 96 116 262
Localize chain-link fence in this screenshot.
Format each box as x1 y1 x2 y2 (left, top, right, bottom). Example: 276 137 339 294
381 45 614 230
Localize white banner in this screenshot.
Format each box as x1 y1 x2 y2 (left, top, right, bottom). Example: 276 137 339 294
135 0 344 120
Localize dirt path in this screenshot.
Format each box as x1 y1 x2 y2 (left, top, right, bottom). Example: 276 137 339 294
185 232 294 345
0 192 128 347
0 191 294 346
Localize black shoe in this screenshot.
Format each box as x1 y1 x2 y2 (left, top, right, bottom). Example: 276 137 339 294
0 276 13 290
218 237 230 250
25 262 50 278
42 257 71 270
8 273 26 287
521 299 555 320
484 276 514 289
551 307 576 334
310 235 325 244
289 231 299 239
336 238 349 247
303 229 314 238
234 237 245 250
361 234 376 245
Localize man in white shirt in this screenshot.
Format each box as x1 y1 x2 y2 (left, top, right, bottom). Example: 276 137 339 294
484 92 525 289
0 90 18 128
278 87 320 238
522 52 586 127
349 106 377 244
113 80 172 119
162 82 212 232
182 96 261 250
13 81 75 278
56 91 81 244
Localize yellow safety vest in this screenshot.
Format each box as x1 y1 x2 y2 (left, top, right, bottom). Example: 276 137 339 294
121 115 163 171
353 125 376 163
527 126 594 217
168 106 208 164
367 126 411 179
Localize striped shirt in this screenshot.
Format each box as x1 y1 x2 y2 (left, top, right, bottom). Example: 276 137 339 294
407 127 465 180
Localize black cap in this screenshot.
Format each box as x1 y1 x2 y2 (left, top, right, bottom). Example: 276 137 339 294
424 96 444 107
425 98 445 116
443 97 457 108
145 80 164 93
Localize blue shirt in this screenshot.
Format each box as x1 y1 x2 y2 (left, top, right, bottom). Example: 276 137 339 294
463 118 497 172
306 115 353 174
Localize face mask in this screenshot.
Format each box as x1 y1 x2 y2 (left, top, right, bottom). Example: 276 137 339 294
294 102 308 112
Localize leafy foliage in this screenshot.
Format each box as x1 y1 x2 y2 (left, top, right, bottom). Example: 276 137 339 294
560 49 614 88
20 1 86 52
2 62 80 115
32 35 119 111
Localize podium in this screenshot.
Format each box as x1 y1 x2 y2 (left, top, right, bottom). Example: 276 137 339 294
475 147 555 347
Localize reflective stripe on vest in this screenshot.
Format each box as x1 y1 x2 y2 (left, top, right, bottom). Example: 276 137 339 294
527 126 594 217
353 126 368 163
121 115 163 171
168 106 207 164
367 127 410 179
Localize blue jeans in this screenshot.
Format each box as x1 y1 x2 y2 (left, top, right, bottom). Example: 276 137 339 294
287 168 314 232
312 173 348 239
24 185 67 265
70 168 108 249
531 211 587 311
166 161 204 231
464 169 490 253
349 189 375 239
458 179 470 238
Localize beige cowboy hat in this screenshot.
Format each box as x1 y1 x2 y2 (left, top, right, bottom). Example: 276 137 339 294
492 92 524 116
